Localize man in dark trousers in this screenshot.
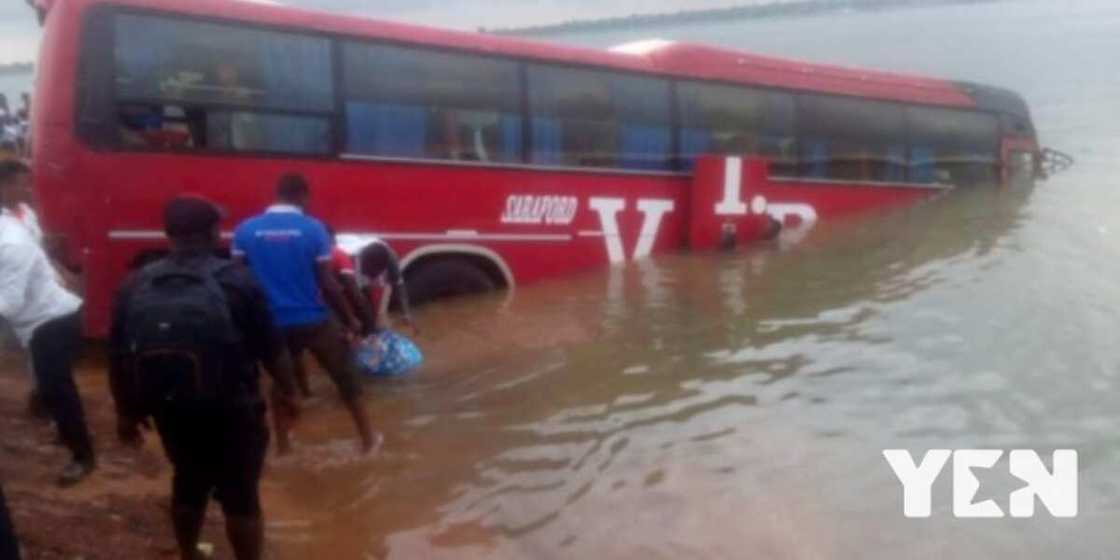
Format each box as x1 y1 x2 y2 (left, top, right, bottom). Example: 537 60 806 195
0 160 95 487
109 195 300 560
0 482 21 559
233 173 375 453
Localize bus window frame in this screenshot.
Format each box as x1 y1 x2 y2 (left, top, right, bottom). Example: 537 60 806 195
523 62 675 170
793 92 910 183
675 79 799 174
78 5 341 160
906 104 1002 186
72 4 1010 184
75 4 116 150
340 37 528 165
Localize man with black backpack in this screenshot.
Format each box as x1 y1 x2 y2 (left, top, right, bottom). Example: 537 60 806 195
108 195 300 560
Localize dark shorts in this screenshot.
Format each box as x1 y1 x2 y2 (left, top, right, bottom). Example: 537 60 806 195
283 319 362 401
154 404 269 517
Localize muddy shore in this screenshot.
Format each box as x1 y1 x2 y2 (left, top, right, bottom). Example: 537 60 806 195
0 345 235 559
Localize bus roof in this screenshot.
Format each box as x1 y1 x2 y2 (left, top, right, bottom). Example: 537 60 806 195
632 42 976 107
75 0 978 108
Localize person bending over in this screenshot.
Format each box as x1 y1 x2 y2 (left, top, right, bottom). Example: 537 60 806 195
355 239 417 335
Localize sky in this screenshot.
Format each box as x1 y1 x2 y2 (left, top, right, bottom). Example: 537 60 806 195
289 0 752 29
0 0 756 64
0 2 39 64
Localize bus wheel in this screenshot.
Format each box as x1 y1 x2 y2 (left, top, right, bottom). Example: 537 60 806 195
406 258 498 305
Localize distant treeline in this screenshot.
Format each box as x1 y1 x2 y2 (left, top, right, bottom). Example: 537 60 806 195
488 0 1004 36
0 62 33 75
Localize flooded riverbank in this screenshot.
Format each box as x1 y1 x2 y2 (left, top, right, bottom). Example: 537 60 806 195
259 183 1096 559
258 1 1120 556
6 0 1120 558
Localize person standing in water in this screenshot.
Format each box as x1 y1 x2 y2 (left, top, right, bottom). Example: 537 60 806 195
232 173 376 453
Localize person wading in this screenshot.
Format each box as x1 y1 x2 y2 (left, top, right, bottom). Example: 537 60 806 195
0 159 95 487
109 195 300 560
232 173 375 452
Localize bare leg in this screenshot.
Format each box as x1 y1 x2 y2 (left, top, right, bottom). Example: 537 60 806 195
225 515 263 560
344 396 375 454
292 350 312 399
271 403 292 456
303 320 375 453
172 506 206 560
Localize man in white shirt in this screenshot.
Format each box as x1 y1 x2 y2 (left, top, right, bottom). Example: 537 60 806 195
0 160 95 486
14 200 41 245
2 164 46 414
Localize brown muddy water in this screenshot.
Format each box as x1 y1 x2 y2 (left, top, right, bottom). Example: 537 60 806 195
0 0 1110 558
261 1 1120 558
264 183 1105 559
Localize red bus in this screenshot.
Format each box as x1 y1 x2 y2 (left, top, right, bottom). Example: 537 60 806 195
28 0 1041 337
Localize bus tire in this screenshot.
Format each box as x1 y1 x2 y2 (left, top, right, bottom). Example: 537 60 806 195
406 258 497 305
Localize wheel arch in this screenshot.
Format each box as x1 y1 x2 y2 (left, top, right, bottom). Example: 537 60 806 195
400 244 515 290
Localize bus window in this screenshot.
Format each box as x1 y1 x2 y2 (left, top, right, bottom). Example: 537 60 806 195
796 94 908 183
342 43 523 163
102 13 334 155
527 66 671 170
907 106 1000 186
676 82 796 174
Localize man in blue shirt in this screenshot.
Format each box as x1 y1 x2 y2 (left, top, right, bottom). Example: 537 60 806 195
233 173 374 453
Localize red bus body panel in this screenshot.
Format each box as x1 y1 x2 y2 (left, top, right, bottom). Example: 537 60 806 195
29 0 1026 337
73 153 947 336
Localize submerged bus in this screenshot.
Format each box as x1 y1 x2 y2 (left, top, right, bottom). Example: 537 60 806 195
28 0 1042 336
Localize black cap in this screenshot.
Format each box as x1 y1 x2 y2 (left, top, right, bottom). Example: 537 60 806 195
163 194 223 237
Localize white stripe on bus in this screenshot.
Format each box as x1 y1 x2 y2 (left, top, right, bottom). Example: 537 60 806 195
107 230 235 240
108 230 572 243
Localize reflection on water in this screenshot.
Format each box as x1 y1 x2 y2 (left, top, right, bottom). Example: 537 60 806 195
264 183 1120 559
264 1 1120 557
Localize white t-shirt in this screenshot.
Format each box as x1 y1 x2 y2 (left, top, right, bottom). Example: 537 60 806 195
0 210 82 346
15 203 42 244
335 234 392 285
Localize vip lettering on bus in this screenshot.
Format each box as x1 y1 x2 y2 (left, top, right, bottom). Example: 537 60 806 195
28 0 1041 336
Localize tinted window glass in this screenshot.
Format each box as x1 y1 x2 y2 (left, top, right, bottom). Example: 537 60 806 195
908 106 999 185
528 65 672 170
343 42 523 163
115 14 333 112
115 104 329 153
109 13 333 155
677 82 796 174
77 8 116 148
796 94 908 182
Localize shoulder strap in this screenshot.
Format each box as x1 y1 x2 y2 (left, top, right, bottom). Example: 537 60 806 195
138 258 229 304
136 259 196 285
197 258 235 306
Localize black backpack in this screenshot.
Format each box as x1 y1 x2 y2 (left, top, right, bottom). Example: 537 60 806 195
122 258 241 411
